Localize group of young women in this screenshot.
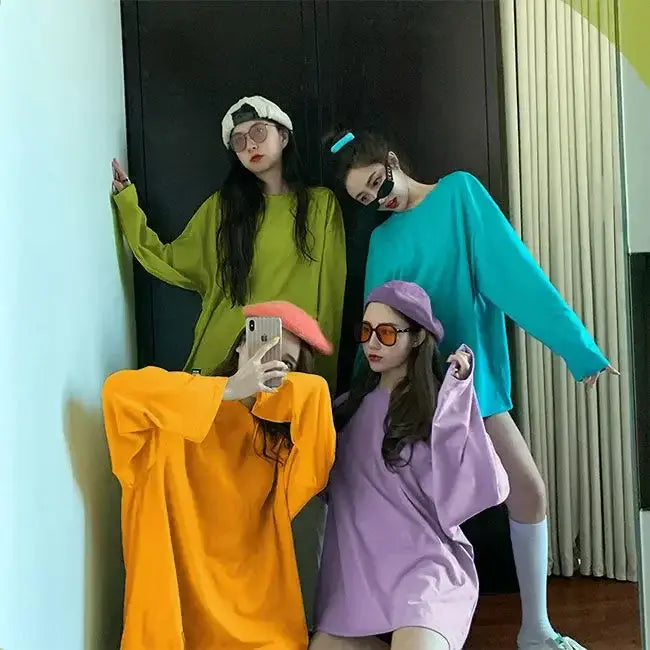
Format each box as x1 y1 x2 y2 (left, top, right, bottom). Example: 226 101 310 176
104 96 614 649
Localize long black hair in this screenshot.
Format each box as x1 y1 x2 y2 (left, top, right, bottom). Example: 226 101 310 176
217 124 314 306
334 316 446 469
210 330 315 463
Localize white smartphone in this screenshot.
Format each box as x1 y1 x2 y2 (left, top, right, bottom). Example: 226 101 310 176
245 316 283 389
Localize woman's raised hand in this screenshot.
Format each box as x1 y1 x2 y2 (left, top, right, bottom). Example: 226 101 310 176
223 338 289 401
112 158 131 194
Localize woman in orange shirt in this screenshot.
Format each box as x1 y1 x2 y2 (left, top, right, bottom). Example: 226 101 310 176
103 301 336 650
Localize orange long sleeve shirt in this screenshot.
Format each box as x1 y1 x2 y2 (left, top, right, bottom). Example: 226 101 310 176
102 368 336 649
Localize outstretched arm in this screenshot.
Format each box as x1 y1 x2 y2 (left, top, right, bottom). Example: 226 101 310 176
462 171 610 381
111 159 214 296
102 367 227 488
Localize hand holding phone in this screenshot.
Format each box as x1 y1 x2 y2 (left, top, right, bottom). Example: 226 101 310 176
223 337 288 401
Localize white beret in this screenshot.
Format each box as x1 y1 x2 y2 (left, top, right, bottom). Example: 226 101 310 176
221 96 293 149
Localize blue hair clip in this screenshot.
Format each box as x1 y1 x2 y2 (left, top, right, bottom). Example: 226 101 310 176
331 132 355 154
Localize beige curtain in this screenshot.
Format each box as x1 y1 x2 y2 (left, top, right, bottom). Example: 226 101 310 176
499 0 636 581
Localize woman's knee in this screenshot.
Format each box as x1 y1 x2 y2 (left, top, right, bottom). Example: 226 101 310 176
310 632 339 649
484 412 547 521
391 627 450 650
507 464 547 519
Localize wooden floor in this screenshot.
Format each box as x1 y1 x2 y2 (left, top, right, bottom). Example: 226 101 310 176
465 577 642 649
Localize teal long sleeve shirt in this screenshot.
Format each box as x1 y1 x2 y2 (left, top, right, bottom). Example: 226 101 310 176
363 171 609 417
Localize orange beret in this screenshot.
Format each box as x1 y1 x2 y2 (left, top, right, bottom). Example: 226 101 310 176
243 301 333 356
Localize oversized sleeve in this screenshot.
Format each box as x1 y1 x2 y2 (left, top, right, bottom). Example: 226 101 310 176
315 391 351 504
102 366 227 488
112 184 216 296
429 346 509 530
252 373 336 518
315 191 347 393
462 171 609 380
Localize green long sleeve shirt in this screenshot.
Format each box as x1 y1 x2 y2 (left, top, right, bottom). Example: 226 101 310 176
113 184 346 391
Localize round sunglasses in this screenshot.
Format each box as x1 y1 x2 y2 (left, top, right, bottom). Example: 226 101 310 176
355 321 413 347
229 122 278 153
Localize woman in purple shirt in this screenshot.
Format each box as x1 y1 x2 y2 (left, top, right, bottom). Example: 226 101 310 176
312 281 510 650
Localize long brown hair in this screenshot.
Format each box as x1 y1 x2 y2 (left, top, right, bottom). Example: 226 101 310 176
334 318 446 469
210 329 315 463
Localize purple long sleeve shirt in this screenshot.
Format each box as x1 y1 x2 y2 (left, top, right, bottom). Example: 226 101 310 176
315 348 509 649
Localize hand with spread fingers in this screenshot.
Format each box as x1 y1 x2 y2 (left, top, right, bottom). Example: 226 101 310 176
223 337 289 401
112 158 132 194
447 348 472 380
582 364 620 388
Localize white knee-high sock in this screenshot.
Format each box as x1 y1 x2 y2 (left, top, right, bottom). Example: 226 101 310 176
509 518 557 645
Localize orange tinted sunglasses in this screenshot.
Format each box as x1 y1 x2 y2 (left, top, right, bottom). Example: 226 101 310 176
355 321 413 347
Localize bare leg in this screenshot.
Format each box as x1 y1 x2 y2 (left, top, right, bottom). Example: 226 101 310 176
485 413 584 649
391 627 449 650
484 412 546 524
310 632 389 650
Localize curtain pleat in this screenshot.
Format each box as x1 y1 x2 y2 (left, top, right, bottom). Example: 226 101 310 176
499 0 635 581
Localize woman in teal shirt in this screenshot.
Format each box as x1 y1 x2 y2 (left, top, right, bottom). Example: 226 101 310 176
324 129 617 650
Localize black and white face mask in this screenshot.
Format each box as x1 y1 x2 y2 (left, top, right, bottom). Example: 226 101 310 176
368 163 395 209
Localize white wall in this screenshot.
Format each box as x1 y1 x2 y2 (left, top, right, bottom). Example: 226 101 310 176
617 1 650 647
620 58 650 254
625 48 650 639
0 1 135 648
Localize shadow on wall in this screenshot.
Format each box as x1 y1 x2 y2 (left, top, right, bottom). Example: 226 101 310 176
64 398 124 648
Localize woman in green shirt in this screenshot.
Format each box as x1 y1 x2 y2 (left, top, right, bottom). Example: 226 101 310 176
111 95 345 629
111 95 346 391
